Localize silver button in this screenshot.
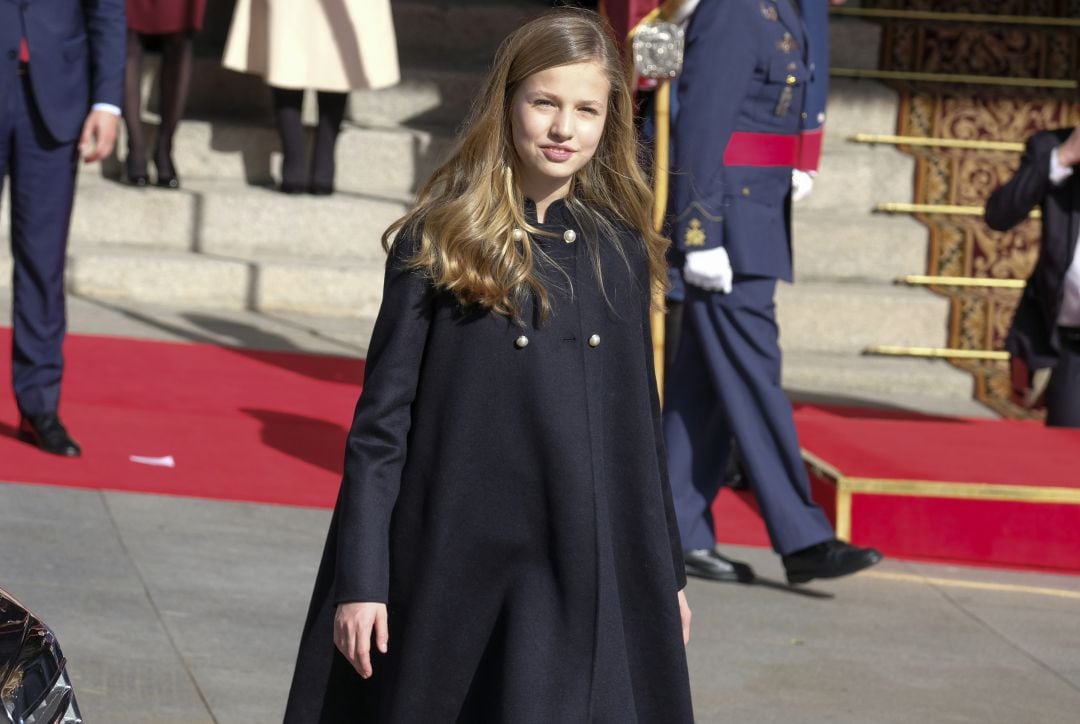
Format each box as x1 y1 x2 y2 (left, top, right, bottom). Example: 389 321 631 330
563 229 577 244
588 334 600 348
512 227 525 242
514 335 529 349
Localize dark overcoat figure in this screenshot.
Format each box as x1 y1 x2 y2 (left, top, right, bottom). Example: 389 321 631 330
284 200 694 722
986 128 1080 427
0 0 124 418
662 0 836 557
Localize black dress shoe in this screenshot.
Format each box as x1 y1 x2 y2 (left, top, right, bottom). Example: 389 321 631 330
309 183 334 196
684 548 756 583
782 539 882 584
279 180 308 195
18 413 82 457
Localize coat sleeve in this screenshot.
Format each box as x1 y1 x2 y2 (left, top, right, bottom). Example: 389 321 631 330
637 252 689 591
83 0 126 108
985 132 1057 232
671 0 757 254
334 233 434 604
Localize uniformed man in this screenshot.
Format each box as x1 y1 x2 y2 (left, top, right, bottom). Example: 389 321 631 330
662 0 882 584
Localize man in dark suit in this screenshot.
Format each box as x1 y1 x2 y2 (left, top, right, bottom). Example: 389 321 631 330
662 0 882 585
1 0 125 455
986 127 1080 427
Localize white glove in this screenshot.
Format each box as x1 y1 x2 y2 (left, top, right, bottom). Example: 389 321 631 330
683 247 733 294
792 169 815 202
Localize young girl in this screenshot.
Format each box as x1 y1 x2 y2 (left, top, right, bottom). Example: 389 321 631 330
284 10 694 722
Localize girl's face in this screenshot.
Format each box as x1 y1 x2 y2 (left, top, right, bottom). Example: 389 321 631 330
510 61 610 201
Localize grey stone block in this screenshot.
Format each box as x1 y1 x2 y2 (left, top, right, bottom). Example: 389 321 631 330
253 260 387 318
804 142 916 213
776 282 949 353
829 17 882 71
60 179 407 260
392 1 541 67
196 188 407 260
68 182 199 251
113 120 452 196
792 212 926 282
782 350 976 402
350 68 485 128
66 248 252 309
823 78 904 140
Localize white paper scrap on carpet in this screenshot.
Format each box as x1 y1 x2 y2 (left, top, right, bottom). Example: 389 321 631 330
129 454 176 468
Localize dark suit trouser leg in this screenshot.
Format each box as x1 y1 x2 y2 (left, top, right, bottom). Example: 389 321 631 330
666 279 834 556
663 313 732 552
4 75 78 416
1046 339 1080 427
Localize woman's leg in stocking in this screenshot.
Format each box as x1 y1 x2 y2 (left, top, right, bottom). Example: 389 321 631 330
272 87 307 192
123 30 148 183
310 91 348 194
154 31 194 187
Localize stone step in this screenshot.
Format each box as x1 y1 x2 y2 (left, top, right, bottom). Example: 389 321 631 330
782 350 974 400
57 246 387 318
19 179 411 261
776 281 948 353
391 0 543 67
791 211 926 283
108 119 452 196
350 67 486 128
185 60 485 131
807 142 915 213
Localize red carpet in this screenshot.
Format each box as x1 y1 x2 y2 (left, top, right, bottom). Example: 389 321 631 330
2 329 1078 572
0 328 361 507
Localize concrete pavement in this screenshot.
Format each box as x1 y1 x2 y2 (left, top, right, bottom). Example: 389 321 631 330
3 483 1078 723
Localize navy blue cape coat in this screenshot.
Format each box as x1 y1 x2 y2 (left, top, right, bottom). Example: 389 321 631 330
283 200 693 723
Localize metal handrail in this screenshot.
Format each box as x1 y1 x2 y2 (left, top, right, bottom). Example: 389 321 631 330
873 202 1041 219
896 275 1025 289
864 345 1009 361
850 134 1024 152
829 6 1080 28
831 67 1077 90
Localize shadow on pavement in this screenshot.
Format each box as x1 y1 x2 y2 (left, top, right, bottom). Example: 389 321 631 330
747 576 835 600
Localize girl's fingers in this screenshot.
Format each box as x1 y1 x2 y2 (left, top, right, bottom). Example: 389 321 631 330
357 620 373 678
375 606 390 654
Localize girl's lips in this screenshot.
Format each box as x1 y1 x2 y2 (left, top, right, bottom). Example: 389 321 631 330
541 146 574 162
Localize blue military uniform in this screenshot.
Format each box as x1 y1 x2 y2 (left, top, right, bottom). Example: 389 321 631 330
663 0 835 557
799 0 829 171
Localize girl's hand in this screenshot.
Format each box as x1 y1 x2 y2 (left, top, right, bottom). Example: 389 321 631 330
678 589 692 646
334 602 388 678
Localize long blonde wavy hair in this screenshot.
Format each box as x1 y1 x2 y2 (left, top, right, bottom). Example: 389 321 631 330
382 8 667 321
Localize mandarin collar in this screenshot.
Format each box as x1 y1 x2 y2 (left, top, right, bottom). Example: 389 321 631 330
524 197 571 227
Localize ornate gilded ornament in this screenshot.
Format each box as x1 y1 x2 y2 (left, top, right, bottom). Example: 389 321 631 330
685 218 706 247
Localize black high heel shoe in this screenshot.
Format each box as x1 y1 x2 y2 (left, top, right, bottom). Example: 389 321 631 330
125 157 149 187
153 155 180 190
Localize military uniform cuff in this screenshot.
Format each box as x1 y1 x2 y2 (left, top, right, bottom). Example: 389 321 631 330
675 214 723 253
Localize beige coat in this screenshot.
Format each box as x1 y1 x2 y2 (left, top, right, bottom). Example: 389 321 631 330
223 0 400 92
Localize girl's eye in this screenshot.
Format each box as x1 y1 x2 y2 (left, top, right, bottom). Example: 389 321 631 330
534 99 555 108
579 107 600 116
